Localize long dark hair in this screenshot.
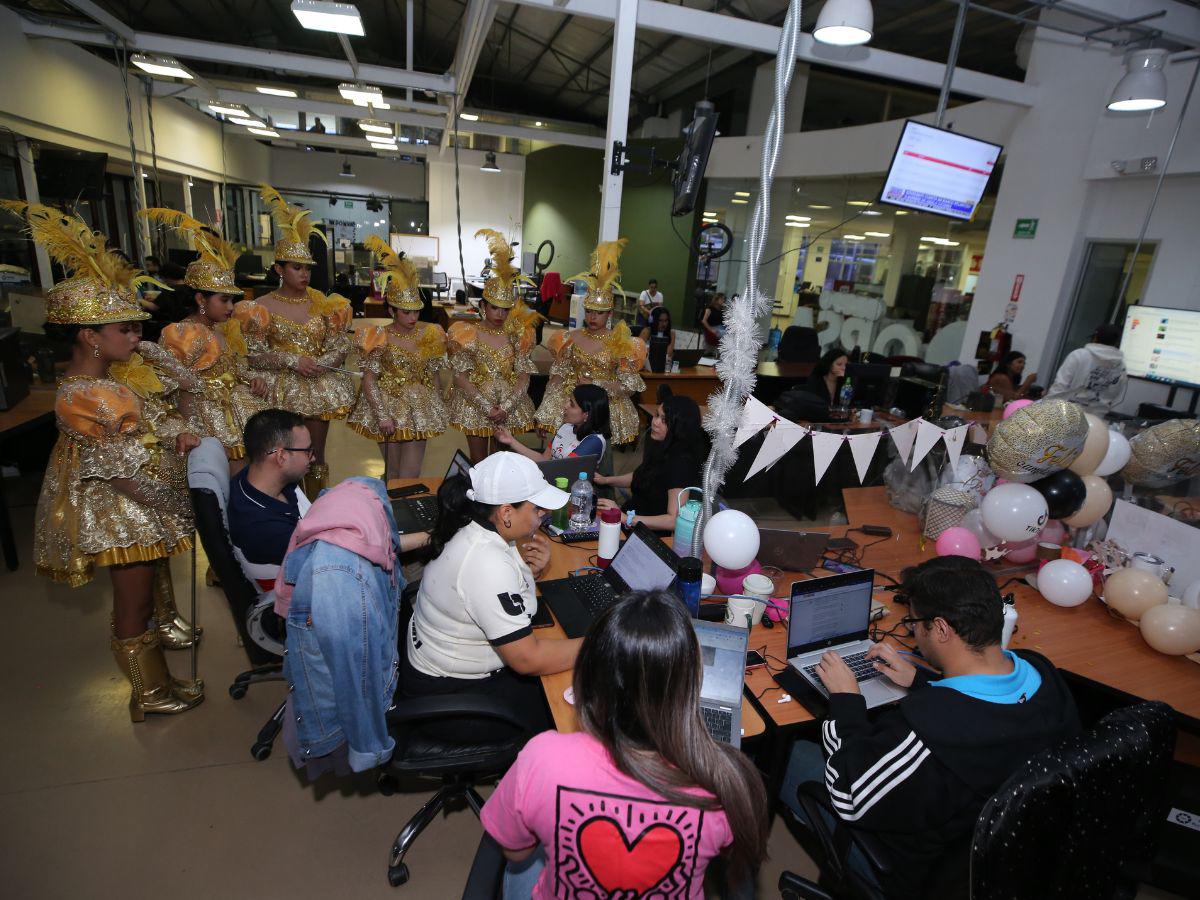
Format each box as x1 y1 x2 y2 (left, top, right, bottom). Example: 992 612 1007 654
574 590 768 879
428 472 525 558
648 305 672 335
813 346 848 379
572 384 611 442
645 394 707 466
991 350 1025 379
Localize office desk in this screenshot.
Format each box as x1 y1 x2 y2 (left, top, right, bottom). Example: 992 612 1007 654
637 361 813 405
0 384 56 570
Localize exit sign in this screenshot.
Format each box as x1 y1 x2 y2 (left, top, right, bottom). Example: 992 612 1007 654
1013 218 1038 239
344 200 354 209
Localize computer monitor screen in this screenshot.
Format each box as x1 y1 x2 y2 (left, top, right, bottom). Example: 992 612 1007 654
787 570 874 656
845 363 892 410
36 149 108 203
879 121 1001 221
1121 306 1200 389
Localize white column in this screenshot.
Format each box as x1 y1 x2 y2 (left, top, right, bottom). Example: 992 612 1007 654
181 175 195 250
15 137 52 291
133 170 152 263
598 0 639 242
212 183 224 238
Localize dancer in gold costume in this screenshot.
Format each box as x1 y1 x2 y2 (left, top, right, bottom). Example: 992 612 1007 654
347 236 448 478
3 201 203 720
232 185 354 497
447 229 541 463
535 239 646 446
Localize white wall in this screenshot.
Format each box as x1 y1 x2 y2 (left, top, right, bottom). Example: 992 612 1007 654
268 146 426 199
426 148 525 282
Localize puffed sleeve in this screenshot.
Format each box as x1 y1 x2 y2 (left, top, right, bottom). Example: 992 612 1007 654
234 300 300 372
547 331 574 380
420 323 449 372
160 321 220 373
447 322 478 374
137 339 200 392
356 326 387 375
57 381 150 481
312 292 352 368
513 327 539 375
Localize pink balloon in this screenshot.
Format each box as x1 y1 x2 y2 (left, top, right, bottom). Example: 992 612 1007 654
1004 538 1038 563
1003 399 1034 419
1040 519 1067 545
936 527 982 560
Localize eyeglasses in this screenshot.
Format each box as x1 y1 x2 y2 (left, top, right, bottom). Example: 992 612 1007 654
897 614 935 635
271 446 316 459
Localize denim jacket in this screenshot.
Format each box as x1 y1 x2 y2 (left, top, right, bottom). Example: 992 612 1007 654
282 478 402 772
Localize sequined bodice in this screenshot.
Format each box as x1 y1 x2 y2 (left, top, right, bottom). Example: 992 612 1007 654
267 312 329 356
569 342 619 383
467 338 518 385
379 341 437 389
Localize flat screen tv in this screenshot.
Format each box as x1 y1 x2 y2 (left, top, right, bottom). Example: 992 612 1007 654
878 121 1001 221
36 149 108 203
1120 305 1200 390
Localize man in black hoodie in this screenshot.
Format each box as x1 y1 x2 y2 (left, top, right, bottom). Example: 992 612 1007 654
780 556 1081 897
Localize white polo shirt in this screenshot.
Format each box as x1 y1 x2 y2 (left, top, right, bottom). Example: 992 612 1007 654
407 520 539 678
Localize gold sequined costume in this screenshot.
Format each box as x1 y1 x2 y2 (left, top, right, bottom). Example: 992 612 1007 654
447 317 539 436
347 323 449 441
232 291 356 419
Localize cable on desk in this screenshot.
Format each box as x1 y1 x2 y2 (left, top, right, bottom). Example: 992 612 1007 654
754 684 785 701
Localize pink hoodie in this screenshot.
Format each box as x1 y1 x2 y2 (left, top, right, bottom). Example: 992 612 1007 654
273 479 395 616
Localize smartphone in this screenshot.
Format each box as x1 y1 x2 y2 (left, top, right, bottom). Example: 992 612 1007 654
745 650 767 670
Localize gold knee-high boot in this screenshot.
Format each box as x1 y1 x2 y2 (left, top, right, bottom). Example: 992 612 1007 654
110 630 205 722
153 558 202 650
302 462 329 501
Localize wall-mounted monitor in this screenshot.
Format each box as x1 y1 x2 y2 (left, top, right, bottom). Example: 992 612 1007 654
878 121 1001 221
1121 305 1200 390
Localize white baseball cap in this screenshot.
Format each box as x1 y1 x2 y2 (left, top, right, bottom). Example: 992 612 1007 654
467 451 569 509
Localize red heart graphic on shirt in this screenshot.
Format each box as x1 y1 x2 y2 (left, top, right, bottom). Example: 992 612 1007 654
577 817 684 896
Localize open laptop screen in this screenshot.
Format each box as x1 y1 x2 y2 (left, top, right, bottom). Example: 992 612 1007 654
446 450 471 482
696 622 746 704
787 569 874 657
609 528 677 593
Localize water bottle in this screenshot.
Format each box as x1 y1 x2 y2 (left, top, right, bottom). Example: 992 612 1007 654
568 472 594 531
673 488 703 557
597 507 622 568
837 376 855 410
676 556 703 618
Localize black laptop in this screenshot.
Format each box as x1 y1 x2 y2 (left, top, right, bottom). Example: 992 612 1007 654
538 523 680 638
391 450 471 533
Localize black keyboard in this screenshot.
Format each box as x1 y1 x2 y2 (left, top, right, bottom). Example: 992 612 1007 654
804 650 878 684
409 496 438 528
572 576 617 619
557 529 599 543
701 705 734 743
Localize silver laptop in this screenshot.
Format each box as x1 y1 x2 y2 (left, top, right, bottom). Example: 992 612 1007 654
787 568 907 710
694 619 748 748
757 528 830 572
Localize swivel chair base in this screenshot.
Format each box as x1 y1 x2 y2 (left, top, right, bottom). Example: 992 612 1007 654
381 773 487 888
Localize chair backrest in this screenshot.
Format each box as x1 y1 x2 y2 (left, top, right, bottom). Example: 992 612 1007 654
778 326 821 363
433 271 449 289
945 363 982 405
970 700 1176 899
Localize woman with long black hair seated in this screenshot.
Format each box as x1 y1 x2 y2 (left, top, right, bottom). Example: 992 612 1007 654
594 394 707 532
495 383 611 463
400 452 581 738
806 346 849 405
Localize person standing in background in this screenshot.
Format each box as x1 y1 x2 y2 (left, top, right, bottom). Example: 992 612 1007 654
637 277 664 329
1045 323 1126 414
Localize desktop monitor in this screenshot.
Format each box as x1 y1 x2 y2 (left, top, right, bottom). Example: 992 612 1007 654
1120 305 1200 390
879 121 1002 221
845 363 892 410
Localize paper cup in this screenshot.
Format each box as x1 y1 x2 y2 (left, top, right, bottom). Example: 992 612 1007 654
700 573 717 597
857 409 874 425
725 595 759 629
740 574 772 626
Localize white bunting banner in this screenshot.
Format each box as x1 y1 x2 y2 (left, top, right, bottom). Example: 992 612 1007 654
811 432 845 485
887 418 920 467
910 418 946 471
847 431 883 483
941 424 969 473
734 395 779 448
745 421 808 480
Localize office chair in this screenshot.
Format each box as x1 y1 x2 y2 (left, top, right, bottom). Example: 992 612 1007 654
461 833 506 899
778 700 1176 900
777 326 822 364
433 271 449 301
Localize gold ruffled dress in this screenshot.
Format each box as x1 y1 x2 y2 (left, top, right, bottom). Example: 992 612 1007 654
35 376 193 587
347 323 450 442
446 321 538 436
158 319 267 458
535 326 647 445
232 290 356 420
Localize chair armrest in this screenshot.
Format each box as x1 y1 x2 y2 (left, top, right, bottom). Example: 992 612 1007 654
388 694 529 732
461 832 507 900
795 781 895 879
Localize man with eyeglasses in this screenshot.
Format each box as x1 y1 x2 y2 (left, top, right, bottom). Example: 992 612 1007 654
779 556 1080 897
229 409 314 568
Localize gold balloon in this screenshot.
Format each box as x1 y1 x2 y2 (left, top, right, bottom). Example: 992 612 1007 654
1068 413 1110 476
986 399 1088 483
1104 567 1168 623
1139 604 1200 656
1061 474 1113 528
1119 419 1200 488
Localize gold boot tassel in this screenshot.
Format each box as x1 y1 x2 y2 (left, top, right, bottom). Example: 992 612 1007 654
110 630 205 722
302 462 329 502
153 558 202 650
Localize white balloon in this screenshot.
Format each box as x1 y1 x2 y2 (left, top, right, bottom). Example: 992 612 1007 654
1092 430 1132 477
703 509 760 570
1038 558 1093 607
980 483 1049 543
960 508 1001 549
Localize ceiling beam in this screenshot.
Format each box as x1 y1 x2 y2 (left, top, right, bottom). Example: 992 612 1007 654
442 0 499 147
162 85 448 129
234 128 432 158
61 0 135 42
514 14 574 82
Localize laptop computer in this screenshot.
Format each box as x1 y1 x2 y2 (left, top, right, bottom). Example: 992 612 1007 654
391 450 471 533
537 453 599 489
786 568 907 710
694 619 748 749
672 347 704 368
757 528 831 572
539 523 680 638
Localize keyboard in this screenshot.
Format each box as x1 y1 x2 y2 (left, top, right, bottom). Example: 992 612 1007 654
572 576 617 619
701 705 734 743
409 496 438 528
804 650 879 684
557 529 599 543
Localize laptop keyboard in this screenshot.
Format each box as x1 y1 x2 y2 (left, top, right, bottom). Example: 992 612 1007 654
804 651 878 684
410 496 438 528
701 705 734 743
574 576 617 619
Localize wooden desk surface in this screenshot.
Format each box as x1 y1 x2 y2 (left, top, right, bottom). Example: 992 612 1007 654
742 486 1200 729
0 384 56 437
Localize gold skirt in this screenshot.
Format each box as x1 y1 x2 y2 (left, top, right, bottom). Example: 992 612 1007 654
270 369 356 421
192 382 268 459
347 381 448 443
536 382 640 446
448 378 536 437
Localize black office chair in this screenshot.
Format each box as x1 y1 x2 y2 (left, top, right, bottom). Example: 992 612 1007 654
777 326 821 364
433 271 449 301
778 700 1176 900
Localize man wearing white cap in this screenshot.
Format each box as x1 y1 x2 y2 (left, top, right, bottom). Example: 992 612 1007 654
400 452 581 739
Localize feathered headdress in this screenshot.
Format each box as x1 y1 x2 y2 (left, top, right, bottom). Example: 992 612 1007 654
140 208 242 295
571 238 628 312
365 234 422 310
0 200 153 324
476 228 532 309
260 184 326 265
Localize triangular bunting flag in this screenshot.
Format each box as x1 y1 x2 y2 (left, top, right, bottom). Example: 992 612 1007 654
888 418 920 466
910 418 945 471
941 424 969 473
745 422 808 480
811 432 844 485
734 396 778 448
847 431 883 483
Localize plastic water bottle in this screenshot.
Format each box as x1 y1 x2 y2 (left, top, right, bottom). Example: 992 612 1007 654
597 507 622 568
551 477 571 531
837 377 854 410
673 488 702 557
568 472 594 531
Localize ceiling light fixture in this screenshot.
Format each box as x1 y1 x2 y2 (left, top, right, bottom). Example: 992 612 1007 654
862 210 882 216
208 101 248 117
847 200 872 207
785 222 811 228
844 234 866 240
813 0 873 47
785 215 811 221
895 210 908 215
358 119 392 134
339 159 355 178
257 86 299 98
339 83 383 105
703 211 719 217
1107 48 1168 112
809 204 832 209
734 191 751 198
247 127 280 137
481 151 501 173
459 112 480 121
534 121 544 127
864 231 890 237
731 198 748 204
229 116 266 128
131 54 192 79
291 0 364 36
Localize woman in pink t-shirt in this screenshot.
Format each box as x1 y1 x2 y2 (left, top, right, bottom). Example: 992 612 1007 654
481 590 768 899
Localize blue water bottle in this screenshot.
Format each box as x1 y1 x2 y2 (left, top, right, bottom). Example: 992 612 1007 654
676 557 703 618
673 487 703 557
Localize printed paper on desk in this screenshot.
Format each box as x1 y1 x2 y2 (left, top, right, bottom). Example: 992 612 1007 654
888 418 920 467
848 431 883 483
911 419 945 471
1107 500 1200 592
735 396 778 448
811 432 845 485
745 421 808 480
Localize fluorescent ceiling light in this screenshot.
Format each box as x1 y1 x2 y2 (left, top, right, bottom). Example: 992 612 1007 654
734 191 751 198
399 136 411 143
208 101 248 116
248 127 279 137
809 204 832 209
844 234 866 240
731 198 748 205
1107 49 1168 112
368 135 397 144
813 0 873 47
257 86 299 98
847 200 871 207
534 121 544 127
131 54 192 79
895 210 908 215
785 222 811 228
291 0 364 36
862 210 882 216
229 116 266 128
340 83 383 105
785 215 811 221
864 231 890 237
358 119 392 134
481 151 501 173
459 112 480 121
703 211 719 217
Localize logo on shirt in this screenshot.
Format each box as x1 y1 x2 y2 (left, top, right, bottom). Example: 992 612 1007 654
496 591 526 617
